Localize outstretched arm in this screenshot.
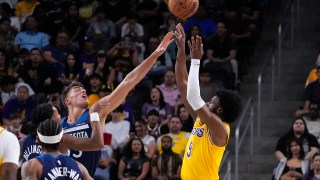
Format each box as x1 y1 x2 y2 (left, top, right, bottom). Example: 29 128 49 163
187 36 228 147
77 162 93 180
60 102 110 152
97 32 174 121
174 23 197 120
21 159 42 180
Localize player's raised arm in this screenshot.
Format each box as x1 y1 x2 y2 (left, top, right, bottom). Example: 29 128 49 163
186 36 229 146
174 23 197 120
96 31 174 121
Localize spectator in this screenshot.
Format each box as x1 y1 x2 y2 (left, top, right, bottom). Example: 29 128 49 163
121 11 144 40
15 0 40 23
199 68 224 102
156 69 180 108
86 73 103 97
86 6 117 50
42 30 77 71
204 21 239 89
1 82 36 128
118 137 150 180
134 120 156 159
0 75 16 107
305 54 320 87
146 109 162 139
157 116 191 158
0 17 15 52
0 48 13 83
105 105 131 151
273 137 309 180
275 118 319 161
13 15 49 53
183 5 217 38
177 104 194 133
57 52 81 87
78 0 99 23
93 49 115 89
303 152 320 180
141 87 173 125
152 135 182 180
303 66 320 112
302 103 320 143
0 125 20 180
79 34 98 80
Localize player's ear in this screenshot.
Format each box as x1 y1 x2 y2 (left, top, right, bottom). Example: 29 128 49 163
217 107 223 114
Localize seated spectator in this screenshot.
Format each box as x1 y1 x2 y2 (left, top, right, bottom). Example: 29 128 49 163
57 52 81 87
273 137 309 180
105 105 130 151
7 113 24 139
305 54 320 87
182 5 216 38
141 87 173 125
275 118 319 161
177 104 194 133
79 35 98 81
156 69 180 108
118 137 150 180
121 11 144 40
134 120 156 159
0 75 16 107
157 116 191 158
93 49 115 89
204 21 239 89
86 73 103 97
1 82 36 128
302 103 320 143
0 17 16 53
14 15 49 53
152 135 182 180
86 6 117 50
199 68 224 102
302 67 320 113
303 152 320 180
0 48 14 84
15 0 39 24
146 109 162 139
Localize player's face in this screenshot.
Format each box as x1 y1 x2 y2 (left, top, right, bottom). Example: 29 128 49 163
66 86 88 108
290 141 300 155
293 119 305 134
131 139 142 153
207 96 222 114
51 106 61 123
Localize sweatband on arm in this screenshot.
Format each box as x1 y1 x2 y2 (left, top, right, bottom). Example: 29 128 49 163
187 59 205 110
90 112 100 122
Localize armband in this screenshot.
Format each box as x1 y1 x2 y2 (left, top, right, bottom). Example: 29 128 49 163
90 112 100 122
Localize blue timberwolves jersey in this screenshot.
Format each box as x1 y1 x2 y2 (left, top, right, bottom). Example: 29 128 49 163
22 135 42 163
61 109 101 176
36 154 82 180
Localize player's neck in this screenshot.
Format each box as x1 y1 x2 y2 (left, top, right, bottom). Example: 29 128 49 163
67 106 86 123
43 150 61 156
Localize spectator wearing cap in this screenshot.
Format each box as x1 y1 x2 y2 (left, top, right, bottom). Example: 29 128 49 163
13 15 49 53
0 17 15 52
86 6 117 50
80 34 97 79
1 82 36 128
146 109 162 139
94 49 115 89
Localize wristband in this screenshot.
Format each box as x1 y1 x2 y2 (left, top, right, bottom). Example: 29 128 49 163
90 112 100 122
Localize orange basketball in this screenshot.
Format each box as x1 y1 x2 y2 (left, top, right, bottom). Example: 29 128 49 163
168 0 199 19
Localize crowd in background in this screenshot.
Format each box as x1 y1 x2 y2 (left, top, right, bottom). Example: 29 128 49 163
0 0 267 179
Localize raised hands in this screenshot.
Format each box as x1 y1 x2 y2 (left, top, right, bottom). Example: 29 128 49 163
153 31 174 57
174 23 186 49
187 35 203 60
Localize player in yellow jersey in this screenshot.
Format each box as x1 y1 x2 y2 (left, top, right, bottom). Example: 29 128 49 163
174 23 243 179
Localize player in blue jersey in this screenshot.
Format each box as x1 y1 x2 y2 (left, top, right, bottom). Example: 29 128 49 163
21 118 92 180
61 31 174 176
19 102 108 164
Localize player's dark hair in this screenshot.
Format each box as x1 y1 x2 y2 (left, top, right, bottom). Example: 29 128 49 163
62 81 85 106
215 90 242 123
29 103 54 138
37 119 62 150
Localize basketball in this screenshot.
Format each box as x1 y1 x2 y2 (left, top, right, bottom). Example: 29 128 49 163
168 0 199 19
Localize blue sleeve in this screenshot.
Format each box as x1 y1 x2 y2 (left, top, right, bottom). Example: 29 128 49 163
14 32 21 46
41 33 49 48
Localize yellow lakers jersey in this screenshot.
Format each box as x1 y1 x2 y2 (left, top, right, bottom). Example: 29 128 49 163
181 117 230 180
158 132 190 158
